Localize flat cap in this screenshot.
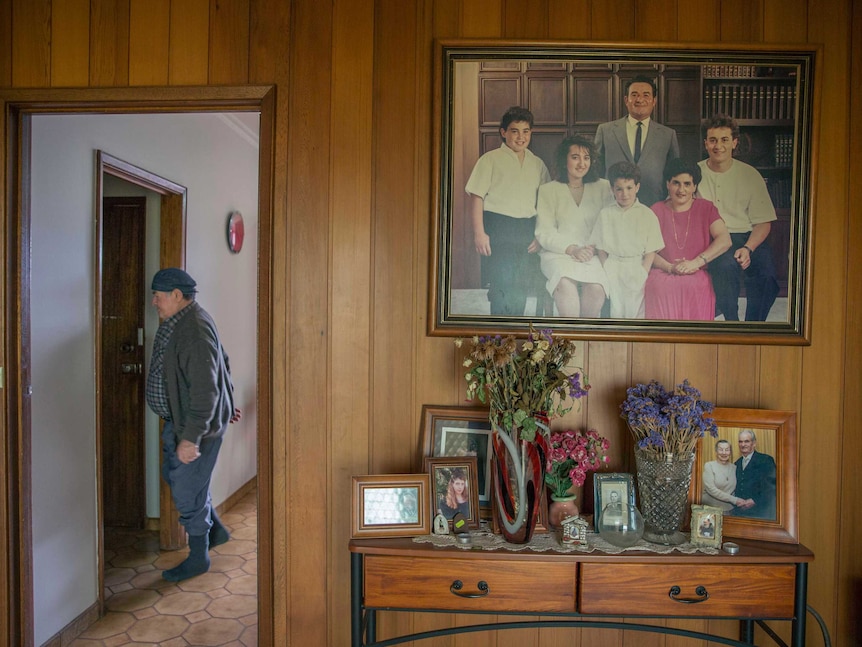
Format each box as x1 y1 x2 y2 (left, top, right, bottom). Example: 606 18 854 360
151 267 198 294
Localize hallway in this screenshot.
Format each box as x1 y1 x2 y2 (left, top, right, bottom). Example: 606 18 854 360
70 489 257 646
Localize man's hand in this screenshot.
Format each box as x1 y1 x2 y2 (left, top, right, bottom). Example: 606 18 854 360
230 407 242 423
733 246 752 270
474 231 491 256
177 439 201 464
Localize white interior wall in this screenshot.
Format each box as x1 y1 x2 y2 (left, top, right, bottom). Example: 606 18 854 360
30 112 260 645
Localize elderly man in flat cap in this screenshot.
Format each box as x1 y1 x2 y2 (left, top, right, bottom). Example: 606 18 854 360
146 267 239 582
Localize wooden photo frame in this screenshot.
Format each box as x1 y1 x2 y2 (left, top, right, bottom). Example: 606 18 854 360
419 404 493 517
593 472 636 526
424 456 480 531
690 504 723 548
351 474 431 539
692 408 798 543
429 39 818 345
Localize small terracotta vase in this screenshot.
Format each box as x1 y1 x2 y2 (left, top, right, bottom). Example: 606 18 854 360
548 494 579 531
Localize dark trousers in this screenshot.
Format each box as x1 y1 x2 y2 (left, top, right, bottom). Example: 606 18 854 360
708 232 779 321
481 211 538 316
161 421 222 536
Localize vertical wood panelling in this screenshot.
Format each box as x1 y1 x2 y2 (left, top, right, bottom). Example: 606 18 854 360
715 345 759 406
590 0 635 41
0 0 11 84
635 0 677 42
128 0 169 85
168 0 209 85
799 2 850 643
89 0 130 86
678 0 719 42
249 0 289 83
329 0 375 645
719 0 763 41
432 0 461 37
547 0 590 40
763 0 807 42
246 0 292 642
51 0 90 86
502 0 548 39
287 0 332 641
370 3 423 640
461 0 503 38
839 6 862 643
370 0 420 476
11 0 51 86
208 0 250 84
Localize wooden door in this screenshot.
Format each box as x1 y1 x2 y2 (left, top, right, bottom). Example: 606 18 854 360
100 197 146 528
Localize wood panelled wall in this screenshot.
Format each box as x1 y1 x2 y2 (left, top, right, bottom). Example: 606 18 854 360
0 0 858 645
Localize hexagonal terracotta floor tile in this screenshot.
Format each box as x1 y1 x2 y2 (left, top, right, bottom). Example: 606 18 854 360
176 571 229 592
154 590 211 615
206 593 257 619
77 612 135 639
126 615 189 643
105 588 161 613
181 617 243 645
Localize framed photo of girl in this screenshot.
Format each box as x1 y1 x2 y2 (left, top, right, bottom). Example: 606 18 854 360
691 407 798 544
424 456 480 531
428 39 819 345
418 404 493 517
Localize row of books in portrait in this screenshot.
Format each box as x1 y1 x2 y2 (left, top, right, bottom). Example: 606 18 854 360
703 84 795 121
765 176 792 210
702 64 786 78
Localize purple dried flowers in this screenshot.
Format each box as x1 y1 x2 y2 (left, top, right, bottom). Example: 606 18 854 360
620 379 717 459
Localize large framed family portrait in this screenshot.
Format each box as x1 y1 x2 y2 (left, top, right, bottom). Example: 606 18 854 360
428 40 819 345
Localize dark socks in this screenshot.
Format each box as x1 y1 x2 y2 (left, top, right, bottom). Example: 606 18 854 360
162 534 210 582
209 509 231 548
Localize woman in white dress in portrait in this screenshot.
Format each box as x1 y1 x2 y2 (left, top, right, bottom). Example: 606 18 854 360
702 438 745 513
535 135 615 317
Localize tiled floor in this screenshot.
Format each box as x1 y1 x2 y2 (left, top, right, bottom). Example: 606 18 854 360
71 490 257 646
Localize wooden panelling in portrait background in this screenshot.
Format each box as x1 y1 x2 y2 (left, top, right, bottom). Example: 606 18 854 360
0 0 858 646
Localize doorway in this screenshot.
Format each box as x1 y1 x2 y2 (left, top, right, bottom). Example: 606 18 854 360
0 87 274 647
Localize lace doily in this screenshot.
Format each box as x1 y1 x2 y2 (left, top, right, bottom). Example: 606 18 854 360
413 522 719 555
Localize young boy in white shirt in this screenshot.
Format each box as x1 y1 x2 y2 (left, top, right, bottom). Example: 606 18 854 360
590 161 664 318
465 106 551 315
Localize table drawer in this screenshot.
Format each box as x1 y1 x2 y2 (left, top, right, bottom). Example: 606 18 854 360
364 555 576 613
580 563 795 618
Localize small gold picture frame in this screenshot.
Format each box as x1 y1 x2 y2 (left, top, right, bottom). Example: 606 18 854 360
690 504 723 548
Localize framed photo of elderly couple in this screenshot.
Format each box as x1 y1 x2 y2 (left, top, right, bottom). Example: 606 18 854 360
428 39 819 345
691 407 798 544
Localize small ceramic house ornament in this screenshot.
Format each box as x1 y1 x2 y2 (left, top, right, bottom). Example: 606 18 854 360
561 515 589 546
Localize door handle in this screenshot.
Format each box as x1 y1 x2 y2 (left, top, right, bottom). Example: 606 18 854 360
121 363 143 374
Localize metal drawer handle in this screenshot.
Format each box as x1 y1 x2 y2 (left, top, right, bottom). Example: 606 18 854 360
449 579 490 598
668 585 709 604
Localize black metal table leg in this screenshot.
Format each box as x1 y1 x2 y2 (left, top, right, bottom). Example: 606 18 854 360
792 562 808 647
351 553 363 646
739 619 755 644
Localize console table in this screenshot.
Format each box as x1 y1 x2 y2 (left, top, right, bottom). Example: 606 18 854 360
349 537 813 647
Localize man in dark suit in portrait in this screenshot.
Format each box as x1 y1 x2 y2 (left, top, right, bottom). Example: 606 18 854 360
594 75 680 208
734 429 777 520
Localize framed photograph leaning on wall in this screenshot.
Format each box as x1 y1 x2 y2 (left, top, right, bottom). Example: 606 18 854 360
428 40 819 345
692 408 798 544
419 404 493 517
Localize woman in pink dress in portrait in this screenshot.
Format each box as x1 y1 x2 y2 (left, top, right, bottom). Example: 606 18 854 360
644 158 731 320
